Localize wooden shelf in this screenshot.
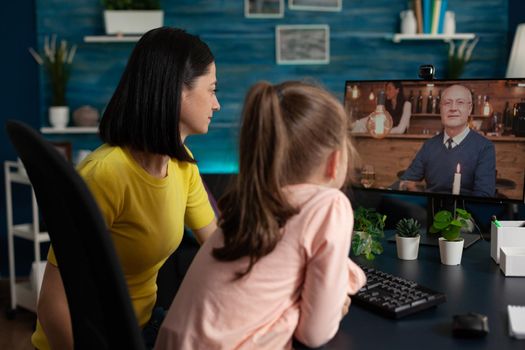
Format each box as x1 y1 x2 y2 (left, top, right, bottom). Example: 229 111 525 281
392 33 475 43
84 35 141 43
40 126 98 134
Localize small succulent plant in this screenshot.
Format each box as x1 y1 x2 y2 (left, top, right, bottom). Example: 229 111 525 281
395 218 421 238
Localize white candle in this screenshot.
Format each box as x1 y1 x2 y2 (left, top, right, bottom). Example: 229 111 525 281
452 163 461 195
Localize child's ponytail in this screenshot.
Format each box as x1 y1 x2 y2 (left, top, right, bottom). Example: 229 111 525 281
214 82 298 278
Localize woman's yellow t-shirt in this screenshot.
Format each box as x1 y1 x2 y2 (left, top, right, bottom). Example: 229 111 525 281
32 145 215 350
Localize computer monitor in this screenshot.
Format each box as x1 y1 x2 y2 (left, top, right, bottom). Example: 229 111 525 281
345 78 525 204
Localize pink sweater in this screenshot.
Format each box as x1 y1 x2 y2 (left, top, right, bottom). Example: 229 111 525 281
154 184 366 350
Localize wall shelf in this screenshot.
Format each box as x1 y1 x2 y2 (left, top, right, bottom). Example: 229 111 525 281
40 126 98 134
392 33 476 43
84 35 141 43
4 161 50 315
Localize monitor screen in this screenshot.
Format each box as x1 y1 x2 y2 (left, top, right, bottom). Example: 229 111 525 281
345 79 525 203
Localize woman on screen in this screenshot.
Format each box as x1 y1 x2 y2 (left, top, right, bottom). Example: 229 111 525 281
385 81 412 134
351 81 411 134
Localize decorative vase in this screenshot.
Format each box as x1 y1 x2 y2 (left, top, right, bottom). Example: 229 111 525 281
444 11 456 35
395 234 420 260
400 10 417 35
73 105 100 127
438 237 464 265
49 106 70 129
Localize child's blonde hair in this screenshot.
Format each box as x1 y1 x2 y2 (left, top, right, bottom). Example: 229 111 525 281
214 81 358 277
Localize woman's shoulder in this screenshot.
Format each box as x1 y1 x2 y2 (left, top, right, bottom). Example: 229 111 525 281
77 144 126 177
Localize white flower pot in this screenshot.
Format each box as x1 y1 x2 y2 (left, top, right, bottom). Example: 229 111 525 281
104 10 164 35
438 237 464 265
396 234 420 260
49 106 70 129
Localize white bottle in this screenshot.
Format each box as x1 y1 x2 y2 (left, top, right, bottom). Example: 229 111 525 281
400 10 417 35
444 11 456 35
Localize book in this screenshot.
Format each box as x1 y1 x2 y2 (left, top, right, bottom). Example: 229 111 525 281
431 0 442 35
414 0 423 34
423 0 431 34
508 305 525 339
438 0 448 33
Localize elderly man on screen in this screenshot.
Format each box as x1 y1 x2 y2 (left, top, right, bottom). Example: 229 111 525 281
399 84 496 197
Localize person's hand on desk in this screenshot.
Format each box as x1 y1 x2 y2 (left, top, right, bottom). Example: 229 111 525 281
399 180 424 192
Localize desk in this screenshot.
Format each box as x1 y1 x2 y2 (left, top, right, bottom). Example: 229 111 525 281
326 239 524 349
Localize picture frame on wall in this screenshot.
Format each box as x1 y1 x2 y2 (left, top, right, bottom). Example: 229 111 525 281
51 141 73 162
289 0 342 12
276 25 330 65
245 0 284 18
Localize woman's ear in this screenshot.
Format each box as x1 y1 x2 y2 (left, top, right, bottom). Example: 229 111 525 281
325 149 341 180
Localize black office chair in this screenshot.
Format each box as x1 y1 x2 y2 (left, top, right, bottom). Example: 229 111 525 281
5 120 145 350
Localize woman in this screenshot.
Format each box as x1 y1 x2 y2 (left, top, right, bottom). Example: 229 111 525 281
385 81 411 134
32 27 220 350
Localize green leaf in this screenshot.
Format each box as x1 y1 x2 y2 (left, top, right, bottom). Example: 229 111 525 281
432 221 449 229
434 210 452 222
371 241 384 254
450 220 463 227
365 252 376 260
455 208 471 219
442 225 461 240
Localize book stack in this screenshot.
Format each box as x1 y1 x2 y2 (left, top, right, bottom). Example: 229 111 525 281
411 0 448 34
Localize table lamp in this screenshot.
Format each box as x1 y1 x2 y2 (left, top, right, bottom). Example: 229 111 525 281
506 23 525 78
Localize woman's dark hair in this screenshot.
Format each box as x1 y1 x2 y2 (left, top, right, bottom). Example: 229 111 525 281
99 27 214 161
213 81 353 278
385 81 405 127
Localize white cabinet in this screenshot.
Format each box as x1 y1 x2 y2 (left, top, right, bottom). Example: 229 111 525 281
4 160 49 316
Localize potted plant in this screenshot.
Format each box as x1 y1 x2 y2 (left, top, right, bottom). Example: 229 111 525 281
429 208 472 265
29 35 77 129
101 0 164 35
446 37 479 79
395 218 421 260
351 207 386 260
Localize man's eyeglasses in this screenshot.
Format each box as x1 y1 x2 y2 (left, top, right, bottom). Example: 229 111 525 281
441 99 471 109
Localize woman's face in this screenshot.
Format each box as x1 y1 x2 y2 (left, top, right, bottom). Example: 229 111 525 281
385 83 399 101
179 62 220 140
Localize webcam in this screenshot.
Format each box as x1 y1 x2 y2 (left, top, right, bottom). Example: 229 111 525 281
418 64 436 81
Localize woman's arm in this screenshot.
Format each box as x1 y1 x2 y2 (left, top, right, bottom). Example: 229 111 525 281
38 262 73 350
390 101 412 134
192 218 218 244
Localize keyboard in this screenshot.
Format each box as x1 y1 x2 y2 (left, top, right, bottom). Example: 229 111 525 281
353 264 446 319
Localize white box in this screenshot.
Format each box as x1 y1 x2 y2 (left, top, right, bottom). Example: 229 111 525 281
491 221 525 264
500 247 525 277
104 10 164 35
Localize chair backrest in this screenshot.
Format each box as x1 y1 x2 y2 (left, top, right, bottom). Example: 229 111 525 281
5 120 145 350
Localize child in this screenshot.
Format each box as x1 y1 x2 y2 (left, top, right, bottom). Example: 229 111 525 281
154 81 366 349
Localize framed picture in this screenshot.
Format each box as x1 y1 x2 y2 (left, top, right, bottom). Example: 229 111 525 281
289 0 342 12
276 25 330 65
51 141 72 162
245 0 284 18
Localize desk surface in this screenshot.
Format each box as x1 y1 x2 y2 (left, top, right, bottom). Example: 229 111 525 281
326 238 525 349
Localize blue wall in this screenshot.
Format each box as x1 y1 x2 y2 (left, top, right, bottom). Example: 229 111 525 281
1 0 525 277
34 0 510 173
